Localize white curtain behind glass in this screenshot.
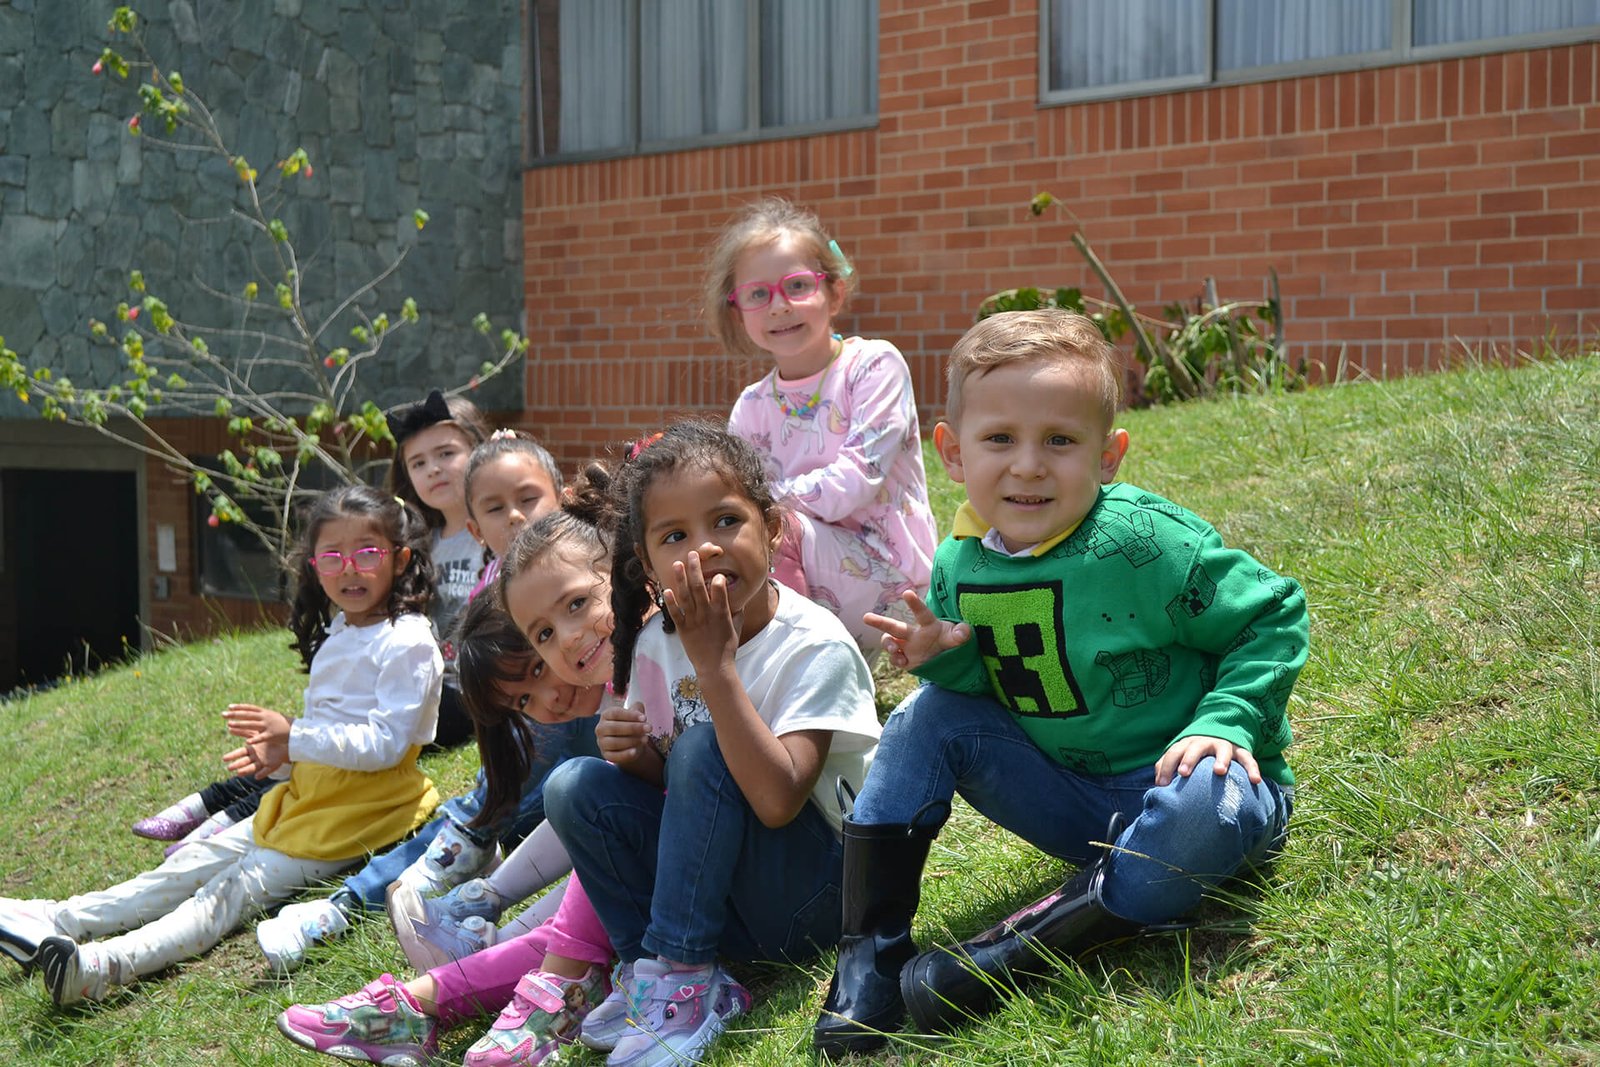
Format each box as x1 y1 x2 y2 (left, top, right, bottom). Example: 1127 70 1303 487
1414 0 1600 45
1218 0 1389 69
558 0 632 152
641 0 748 141
762 0 876 126
1050 0 1207 90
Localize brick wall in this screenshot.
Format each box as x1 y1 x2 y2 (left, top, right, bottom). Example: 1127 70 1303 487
519 0 1600 465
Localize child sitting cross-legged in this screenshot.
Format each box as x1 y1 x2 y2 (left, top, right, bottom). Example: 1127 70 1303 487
813 309 1310 1054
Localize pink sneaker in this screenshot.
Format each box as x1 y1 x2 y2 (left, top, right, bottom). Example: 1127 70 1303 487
276 973 438 1067
464 966 609 1066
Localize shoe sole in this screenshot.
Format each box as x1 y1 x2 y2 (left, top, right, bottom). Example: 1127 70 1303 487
0 931 41 974
277 1012 431 1067
37 936 79 1006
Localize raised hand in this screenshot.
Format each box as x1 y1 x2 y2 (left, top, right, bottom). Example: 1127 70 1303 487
661 549 740 676
223 703 292 779
863 590 972 670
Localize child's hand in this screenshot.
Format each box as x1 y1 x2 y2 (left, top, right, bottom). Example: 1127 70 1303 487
1154 735 1262 786
863 590 972 670
662 549 740 675
595 696 650 765
223 704 293 779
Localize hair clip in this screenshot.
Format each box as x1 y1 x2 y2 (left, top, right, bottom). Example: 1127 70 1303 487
827 239 854 278
626 431 665 462
391 389 451 442
394 495 408 508
489 428 519 441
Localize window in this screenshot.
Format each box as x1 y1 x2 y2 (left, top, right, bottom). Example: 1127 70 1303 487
528 0 877 162
1044 0 1600 102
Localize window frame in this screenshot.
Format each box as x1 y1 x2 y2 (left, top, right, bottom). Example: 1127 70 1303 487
522 0 878 168
1039 1 1600 105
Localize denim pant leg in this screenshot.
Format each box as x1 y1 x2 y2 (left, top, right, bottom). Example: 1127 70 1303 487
339 784 487 911
853 684 1291 924
487 715 601 847
648 724 843 966
543 755 667 963
1104 756 1291 924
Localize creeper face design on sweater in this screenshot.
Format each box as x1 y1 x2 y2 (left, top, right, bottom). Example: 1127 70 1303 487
1166 561 1219 625
957 581 1087 719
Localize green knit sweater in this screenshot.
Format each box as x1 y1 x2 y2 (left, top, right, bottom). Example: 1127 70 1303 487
915 483 1308 786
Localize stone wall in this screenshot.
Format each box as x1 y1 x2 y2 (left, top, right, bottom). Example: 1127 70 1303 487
0 0 524 412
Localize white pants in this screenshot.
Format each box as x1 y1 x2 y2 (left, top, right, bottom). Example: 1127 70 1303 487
53 819 348 983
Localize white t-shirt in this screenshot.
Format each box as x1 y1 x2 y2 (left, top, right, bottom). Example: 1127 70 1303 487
627 583 880 835
287 611 443 771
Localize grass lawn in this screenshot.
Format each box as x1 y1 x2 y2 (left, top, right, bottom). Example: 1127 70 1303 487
3 354 1598 1065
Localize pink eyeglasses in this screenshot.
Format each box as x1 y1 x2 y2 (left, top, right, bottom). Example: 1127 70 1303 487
311 546 392 576
727 270 829 312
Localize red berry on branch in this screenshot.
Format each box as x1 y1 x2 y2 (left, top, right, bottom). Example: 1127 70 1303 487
323 356 335 367
207 514 221 528
92 60 104 75
469 375 481 390
303 165 314 178
127 306 140 320
128 115 141 132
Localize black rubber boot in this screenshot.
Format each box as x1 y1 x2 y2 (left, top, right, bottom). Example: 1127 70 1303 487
813 817 940 1057
901 819 1135 1032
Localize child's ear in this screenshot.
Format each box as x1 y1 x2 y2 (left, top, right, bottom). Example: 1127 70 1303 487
466 518 484 545
1100 428 1130 483
933 422 966 484
395 545 413 571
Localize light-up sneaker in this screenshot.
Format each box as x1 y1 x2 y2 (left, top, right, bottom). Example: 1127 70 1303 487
604 959 751 1067
387 876 502 972
276 973 438 1067
463 965 609 1066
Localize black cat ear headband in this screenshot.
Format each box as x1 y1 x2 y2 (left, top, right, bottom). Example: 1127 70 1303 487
391 389 451 443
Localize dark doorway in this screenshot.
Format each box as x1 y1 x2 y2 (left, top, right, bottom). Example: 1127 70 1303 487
0 468 141 691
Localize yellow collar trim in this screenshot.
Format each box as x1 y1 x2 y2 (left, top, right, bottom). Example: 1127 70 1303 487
951 500 1082 557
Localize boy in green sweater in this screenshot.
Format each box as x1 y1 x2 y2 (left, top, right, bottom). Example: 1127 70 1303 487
815 309 1309 1055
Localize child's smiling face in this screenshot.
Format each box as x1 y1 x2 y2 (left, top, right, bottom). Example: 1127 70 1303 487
490 651 604 725
937 358 1128 553
311 515 406 626
503 543 615 690
731 234 843 379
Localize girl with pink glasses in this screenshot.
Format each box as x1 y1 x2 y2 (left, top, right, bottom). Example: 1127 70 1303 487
708 198 938 650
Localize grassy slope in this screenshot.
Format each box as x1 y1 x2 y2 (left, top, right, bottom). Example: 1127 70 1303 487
2 355 1598 1065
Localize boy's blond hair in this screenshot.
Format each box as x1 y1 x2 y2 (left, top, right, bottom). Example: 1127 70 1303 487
945 310 1123 429
702 197 857 357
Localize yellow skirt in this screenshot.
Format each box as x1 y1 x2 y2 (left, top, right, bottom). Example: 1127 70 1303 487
253 746 440 862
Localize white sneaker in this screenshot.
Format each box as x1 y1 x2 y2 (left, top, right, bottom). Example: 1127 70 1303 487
39 935 123 1006
392 815 499 897
257 899 351 974
387 877 501 972
0 896 61 971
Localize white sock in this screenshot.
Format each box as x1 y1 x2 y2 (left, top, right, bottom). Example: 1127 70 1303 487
152 793 207 824
485 821 572 904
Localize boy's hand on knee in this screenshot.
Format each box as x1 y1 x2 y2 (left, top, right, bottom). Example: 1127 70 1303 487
1155 735 1262 787
863 591 971 670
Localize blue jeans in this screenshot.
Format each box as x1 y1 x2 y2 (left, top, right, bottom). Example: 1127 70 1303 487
852 685 1292 925
543 723 844 966
340 715 600 910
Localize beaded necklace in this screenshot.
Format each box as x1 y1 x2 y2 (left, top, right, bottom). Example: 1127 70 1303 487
771 336 843 419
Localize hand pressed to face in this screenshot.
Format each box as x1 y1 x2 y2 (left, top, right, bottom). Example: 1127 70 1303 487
639 469 782 672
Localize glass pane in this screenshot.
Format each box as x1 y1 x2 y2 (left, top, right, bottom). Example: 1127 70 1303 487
531 0 632 156
1415 0 1600 46
640 0 748 140
762 0 877 126
1048 0 1207 91
1218 0 1390 69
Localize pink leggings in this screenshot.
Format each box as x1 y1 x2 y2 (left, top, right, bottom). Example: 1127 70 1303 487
429 873 613 1026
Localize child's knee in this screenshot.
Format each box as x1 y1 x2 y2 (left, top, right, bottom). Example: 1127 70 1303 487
540 755 609 828
1147 757 1272 841
665 721 729 776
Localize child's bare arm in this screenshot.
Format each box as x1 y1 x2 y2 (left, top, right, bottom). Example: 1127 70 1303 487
863 590 972 670
1154 735 1262 787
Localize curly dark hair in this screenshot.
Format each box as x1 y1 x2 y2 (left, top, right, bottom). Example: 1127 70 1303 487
287 485 435 670
450 589 544 832
604 420 780 694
